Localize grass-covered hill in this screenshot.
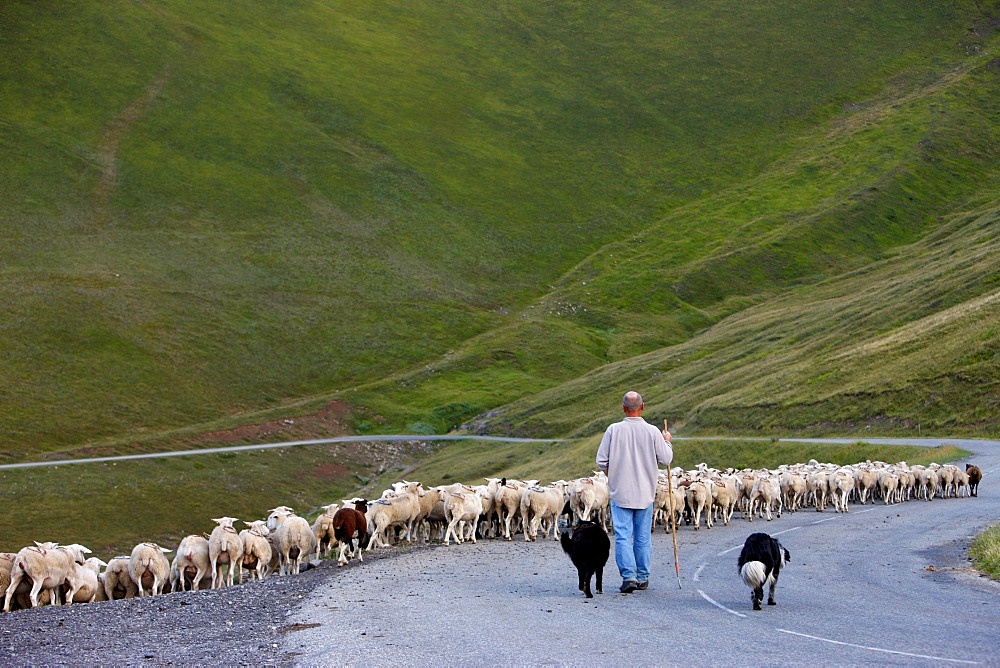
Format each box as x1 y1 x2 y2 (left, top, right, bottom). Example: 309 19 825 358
2 1 999 464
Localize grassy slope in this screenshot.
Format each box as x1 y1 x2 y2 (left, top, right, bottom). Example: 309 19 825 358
472 195 1000 439
345 31 1000 438
2 2 995 458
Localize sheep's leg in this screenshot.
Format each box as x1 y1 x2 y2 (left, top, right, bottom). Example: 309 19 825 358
502 510 514 541
365 530 379 552
3 572 23 612
337 543 348 566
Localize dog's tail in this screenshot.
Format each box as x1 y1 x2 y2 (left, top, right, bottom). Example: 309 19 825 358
740 561 767 590
560 530 573 555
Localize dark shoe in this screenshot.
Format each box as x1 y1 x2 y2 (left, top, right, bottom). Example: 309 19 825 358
619 580 639 593
636 581 648 590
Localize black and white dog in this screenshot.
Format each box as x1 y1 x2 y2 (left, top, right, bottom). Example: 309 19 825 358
561 520 610 598
737 532 791 611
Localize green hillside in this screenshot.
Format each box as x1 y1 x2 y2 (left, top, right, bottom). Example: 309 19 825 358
2 1 999 463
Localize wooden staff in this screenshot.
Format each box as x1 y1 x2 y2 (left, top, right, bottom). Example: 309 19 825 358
665 420 681 589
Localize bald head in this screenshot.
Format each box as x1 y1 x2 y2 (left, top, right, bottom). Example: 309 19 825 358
622 391 643 413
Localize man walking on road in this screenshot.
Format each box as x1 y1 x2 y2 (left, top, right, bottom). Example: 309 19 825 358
596 391 673 593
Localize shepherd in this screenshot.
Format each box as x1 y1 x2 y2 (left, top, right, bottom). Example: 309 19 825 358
596 391 673 593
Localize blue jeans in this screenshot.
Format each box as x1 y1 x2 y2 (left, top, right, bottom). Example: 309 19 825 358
610 501 654 583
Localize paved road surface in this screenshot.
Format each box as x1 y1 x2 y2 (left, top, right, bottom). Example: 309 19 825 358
284 439 999 666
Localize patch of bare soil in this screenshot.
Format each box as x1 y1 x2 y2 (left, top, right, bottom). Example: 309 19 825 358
189 400 353 447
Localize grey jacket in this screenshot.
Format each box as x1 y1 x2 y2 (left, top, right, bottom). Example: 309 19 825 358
596 417 673 509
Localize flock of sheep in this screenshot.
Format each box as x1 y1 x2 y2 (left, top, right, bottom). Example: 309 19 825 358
1 455 980 613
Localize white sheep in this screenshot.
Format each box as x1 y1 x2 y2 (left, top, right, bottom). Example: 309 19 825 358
311 504 340 560
103 556 139 600
3 542 91 610
478 478 503 538
709 476 738 526
685 479 714 529
878 470 901 505
519 482 568 541
413 488 446 543
240 521 272 581
918 466 939 501
271 511 315 575
170 535 212 592
0 551 52 610
653 476 684 532
807 469 830 511
854 466 879 505
494 479 531 541
780 470 808 512
65 557 107 604
128 543 172 597
570 474 609 530
365 483 422 550
828 469 855 513
209 517 244 588
443 489 484 546
754 475 783 521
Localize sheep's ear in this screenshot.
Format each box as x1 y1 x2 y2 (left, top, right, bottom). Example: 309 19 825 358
212 517 223 523
161 548 173 553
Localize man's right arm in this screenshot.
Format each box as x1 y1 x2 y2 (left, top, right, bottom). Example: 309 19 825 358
655 427 673 468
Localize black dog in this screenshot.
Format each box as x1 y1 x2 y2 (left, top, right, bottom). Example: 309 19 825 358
737 532 791 611
561 520 610 598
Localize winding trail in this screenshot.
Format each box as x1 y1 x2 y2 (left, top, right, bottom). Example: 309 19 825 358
0 434 972 471
96 65 170 212
0 435 558 470
283 438 999 666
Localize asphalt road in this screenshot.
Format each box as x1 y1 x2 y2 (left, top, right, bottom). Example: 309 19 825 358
283 439 999 666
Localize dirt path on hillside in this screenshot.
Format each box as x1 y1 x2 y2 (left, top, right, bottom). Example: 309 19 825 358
96 65 170 214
